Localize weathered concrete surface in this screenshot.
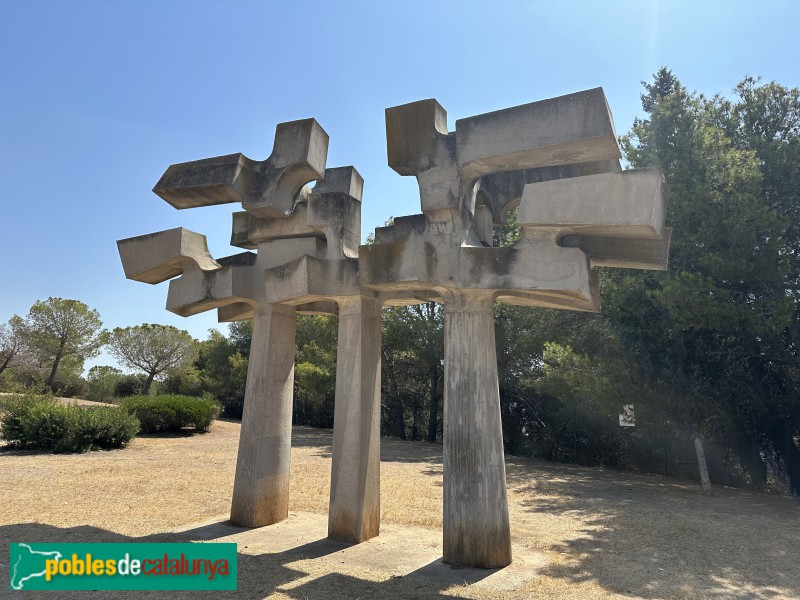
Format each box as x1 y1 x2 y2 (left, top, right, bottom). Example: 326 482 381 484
442 291 511 568
385 89 621 225
231 166 363 260
562 227 673 270
328 296 382 543
153 119 328 219
122 120 342 532
165 238 325 317
475 159 622 226
456 88 620 182
254 176 385 545
230 303 296 526
117 227 220 284
360 233 600 312
519 168 668 239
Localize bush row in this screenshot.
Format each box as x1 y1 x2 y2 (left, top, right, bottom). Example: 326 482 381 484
0 394 221 452
0 396 139 452
119 395 221 433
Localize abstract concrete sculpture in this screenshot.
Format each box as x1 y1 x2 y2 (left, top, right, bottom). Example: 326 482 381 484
118 87 669 570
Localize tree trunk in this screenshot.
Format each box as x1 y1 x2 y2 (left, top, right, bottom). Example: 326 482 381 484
47 336 68 391
382 348 406 440
694 435 714 496
143 371 156 395
46 354 62 391
0 352 13 375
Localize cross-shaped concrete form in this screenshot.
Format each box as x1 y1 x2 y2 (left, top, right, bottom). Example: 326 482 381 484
117 87 669 571
362 88 669 568
118 119 378 542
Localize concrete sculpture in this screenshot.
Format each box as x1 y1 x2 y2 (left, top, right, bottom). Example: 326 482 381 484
118 87 669 569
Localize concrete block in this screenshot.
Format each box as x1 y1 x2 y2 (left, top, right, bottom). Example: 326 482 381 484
456 88 621 182
243 119 329 218
296 301 339 316
473 204 494 245
476 159 621 226
458 245 598 311
260 237 327 269
117 227 221 284
230 206 318 249
231 167 362 258
313 166 364 201
265 256 359 305
218 302 255 322
359 234 459 293
373 214 427 245
385 100 459 215
519 168 668 239
562 227 672 270
165 266 244 317
386 99 449 176
152 118 329 219
308 168 363 259
152 153 256 210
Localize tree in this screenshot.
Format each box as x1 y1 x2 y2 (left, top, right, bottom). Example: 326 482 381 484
194 328 247 418
615 68 800 495
295 315 338 428
108 324 196 395
0 315 28 375
86 365 123 403
25 298 107 391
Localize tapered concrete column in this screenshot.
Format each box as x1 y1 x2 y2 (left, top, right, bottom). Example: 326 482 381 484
230 303 296 527
442 290 511 568
328 296 383 542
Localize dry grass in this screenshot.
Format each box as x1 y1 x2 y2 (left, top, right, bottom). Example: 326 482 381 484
1 420 798 599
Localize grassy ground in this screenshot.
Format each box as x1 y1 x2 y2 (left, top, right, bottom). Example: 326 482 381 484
1 420 798 599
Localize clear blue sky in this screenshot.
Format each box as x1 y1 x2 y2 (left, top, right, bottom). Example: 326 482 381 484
1 0 798 373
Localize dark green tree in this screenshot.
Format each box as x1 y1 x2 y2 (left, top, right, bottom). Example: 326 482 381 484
0 315 28 375
25 297 107 392
613 68 799 494
108 324 197 395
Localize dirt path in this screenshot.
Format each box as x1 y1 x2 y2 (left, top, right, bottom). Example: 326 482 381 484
1 421 798 599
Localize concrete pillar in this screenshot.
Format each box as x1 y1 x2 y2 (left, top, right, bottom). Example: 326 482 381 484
442 290 511 568
230 303 296 527
328 296 383 542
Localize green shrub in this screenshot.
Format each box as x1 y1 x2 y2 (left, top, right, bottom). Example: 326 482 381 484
159 369 204 398
0 396 139 452
114 375 146 398
119 394 221 433
53 376 88 399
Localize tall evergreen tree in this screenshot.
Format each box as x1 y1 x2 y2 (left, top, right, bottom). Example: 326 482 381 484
613 69 800 494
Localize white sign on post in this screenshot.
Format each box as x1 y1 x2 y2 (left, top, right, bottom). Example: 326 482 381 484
619 404 635 427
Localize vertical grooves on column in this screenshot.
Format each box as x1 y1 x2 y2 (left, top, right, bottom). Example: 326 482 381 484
443 292 511 568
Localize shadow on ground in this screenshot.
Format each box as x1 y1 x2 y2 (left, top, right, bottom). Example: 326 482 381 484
504 457 800 599
290 426 446 465
0 521 478 600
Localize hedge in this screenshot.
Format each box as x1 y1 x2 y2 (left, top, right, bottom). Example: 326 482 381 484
0 396 139 452
119 395 221 433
